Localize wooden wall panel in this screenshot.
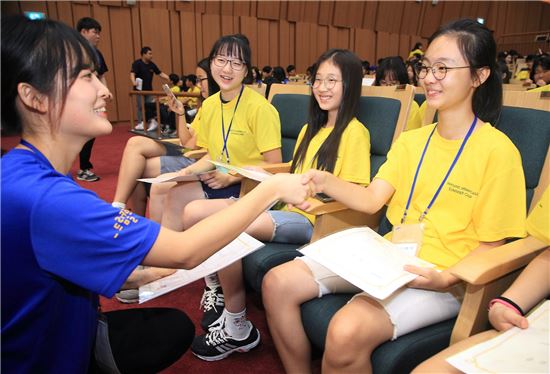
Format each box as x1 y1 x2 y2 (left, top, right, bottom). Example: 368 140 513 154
72 3 93 25
362 2 378 29
302 2 320 24
354 28 376 63
108 7 134 122
257 19 271 68
400 2 422 35
240 16 258 65
376 2 404 34
140 7 172 90
201 13 221 61
180 12 198 74
333 1 363 28
54 1 74 27
5 0 549 123
257 1 280 21
169 10 182 76
420 2 444 38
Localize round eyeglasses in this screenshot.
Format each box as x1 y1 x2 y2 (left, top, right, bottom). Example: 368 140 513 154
212 56 246 72
312 77 343 89
415 62 471 80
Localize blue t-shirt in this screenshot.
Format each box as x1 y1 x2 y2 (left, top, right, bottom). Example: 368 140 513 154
1 147 161 373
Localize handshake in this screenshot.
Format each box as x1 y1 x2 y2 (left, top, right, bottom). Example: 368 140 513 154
260 170 331 211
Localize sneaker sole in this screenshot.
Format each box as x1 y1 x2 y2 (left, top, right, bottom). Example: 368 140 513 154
192 330 261 362
76 177 100 182
115 296 139 304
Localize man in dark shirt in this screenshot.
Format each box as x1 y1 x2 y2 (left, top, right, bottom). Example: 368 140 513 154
131 47 169 131
76 17 110 182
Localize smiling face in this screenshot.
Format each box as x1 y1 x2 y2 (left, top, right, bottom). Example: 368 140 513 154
312 59 343 121
57 69 112 138
210 45 247 101
419 35 480 114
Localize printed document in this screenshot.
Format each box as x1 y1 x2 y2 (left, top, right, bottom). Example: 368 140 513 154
299 226 434 300
209 160 273 182
447 300 549 373
139 233 264 303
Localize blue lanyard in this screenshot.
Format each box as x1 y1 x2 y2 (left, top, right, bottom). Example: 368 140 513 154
20 139 55 170
220 85 245 163
401 116 477 224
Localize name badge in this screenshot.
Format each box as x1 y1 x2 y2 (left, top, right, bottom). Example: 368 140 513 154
392 223 424 257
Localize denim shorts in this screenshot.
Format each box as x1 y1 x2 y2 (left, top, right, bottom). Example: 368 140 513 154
201 182 242 199
267 210 313 244
160 143 195 174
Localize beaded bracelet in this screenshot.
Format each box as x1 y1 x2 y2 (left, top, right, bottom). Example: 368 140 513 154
488 296 525 316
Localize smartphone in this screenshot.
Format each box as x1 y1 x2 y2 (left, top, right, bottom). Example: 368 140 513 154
162 84 177 101
315 193 335 203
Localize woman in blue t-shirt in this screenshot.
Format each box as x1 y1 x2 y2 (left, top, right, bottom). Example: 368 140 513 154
0 16 311 374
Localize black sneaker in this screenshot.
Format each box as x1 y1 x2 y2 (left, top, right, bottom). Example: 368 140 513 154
200 286 225 331
77 169 100 182
191 322 260 361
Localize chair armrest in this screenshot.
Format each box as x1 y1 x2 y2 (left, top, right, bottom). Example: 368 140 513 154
184 149 207 159
261 162 291 174
449 236 547 344
450 236 547 285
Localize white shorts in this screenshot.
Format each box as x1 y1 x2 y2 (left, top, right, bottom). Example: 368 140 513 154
298 256 463 340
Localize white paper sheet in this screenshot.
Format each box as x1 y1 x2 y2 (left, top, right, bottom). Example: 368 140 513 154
138 233 264 303
298 226 434 300
208 160 273 182
137 172 207 184
447 300 549 373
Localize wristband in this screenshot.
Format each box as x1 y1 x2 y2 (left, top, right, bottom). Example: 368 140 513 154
488 296 525 316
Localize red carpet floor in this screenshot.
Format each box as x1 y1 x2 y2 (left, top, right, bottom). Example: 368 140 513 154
2 124 323 373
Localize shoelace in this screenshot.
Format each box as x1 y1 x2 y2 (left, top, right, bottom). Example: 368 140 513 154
200 288 224 312
205 325 229 346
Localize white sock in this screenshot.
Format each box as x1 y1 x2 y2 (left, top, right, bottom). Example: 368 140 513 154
112 201 126 209
204 273 220 289
222 308 251 340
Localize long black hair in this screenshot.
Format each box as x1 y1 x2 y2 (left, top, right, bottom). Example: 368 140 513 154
290 49 362 173
1 15 97 135
428 19 501 124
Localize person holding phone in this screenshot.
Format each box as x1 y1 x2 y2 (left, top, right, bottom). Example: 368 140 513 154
1 17 313 373
180 49 371 361
111 58 218 215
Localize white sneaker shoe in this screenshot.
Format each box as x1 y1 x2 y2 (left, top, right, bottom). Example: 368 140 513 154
134 121 144 130
147 118 159 131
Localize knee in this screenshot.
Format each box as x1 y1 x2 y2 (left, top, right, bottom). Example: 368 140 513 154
324 313 370 366
182 200 207 229
262 268 293 305
125 135 146 152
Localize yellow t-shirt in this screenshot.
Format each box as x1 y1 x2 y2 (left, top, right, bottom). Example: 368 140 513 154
186 85 201 108
189 107 202 134
515 70 530 81
377 123 526 268
408 49 424 59
197 86 281 167
287 118 371 223
405 101 422 131
527 188 549 244
529 84 550 92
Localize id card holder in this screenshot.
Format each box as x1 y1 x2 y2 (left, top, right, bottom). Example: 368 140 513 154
215 155 230 174
392 223 424 257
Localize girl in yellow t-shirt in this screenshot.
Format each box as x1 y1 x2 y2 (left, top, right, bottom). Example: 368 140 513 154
265 19 526 373
183 49 371 361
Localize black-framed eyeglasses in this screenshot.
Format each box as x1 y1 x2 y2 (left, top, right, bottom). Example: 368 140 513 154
312 77 343 89
212 56 246 71
415 62 471 80
198 77 208 82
